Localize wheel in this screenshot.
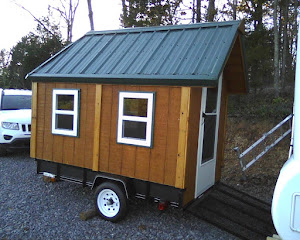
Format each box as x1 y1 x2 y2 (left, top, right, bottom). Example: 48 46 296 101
94 182 127 222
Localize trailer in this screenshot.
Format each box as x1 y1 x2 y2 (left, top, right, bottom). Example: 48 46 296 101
26 20 247 222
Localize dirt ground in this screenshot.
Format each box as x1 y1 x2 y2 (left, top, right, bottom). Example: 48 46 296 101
221 117 291 203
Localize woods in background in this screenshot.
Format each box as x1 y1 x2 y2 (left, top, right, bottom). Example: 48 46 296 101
0 0 298 100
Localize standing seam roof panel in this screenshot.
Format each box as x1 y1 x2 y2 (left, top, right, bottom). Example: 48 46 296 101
27 21 245 86
79 34 115 74
52 36 92 74
114 32 149 74
100 33 139 74
151 30 186 75
197 25 235 76
61 35 97 74
131 30 170 74
108 32 143 74
160 28 197 75
176 27 212 75
69 35 104 74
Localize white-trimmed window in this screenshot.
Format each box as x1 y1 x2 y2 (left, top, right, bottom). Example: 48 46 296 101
117 91 155 148
52 89 80 137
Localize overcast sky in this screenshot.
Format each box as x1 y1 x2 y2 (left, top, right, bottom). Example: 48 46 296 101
0 0 123 51
0 0 230 51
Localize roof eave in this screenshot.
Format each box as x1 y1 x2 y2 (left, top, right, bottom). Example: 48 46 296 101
27 74 218 87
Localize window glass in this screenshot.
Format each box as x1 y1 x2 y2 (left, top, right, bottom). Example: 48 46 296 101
52 89 80 137
1 95 32 110
201 115 216 164
123 121 147 139
205 87 218 113
57 95 74 110
56 114 74 130
123 98 148 117
117 91 155 148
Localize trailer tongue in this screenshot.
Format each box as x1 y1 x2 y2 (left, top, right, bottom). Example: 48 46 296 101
271 15 300 240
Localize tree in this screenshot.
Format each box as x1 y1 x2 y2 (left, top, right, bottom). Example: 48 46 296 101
273 0 280 96
3 17 65 89
206 0 216 21
52 0 80 43
87 0 94 30
120 0 183 27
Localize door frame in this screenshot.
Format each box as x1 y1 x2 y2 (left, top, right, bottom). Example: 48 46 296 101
195 73 223 198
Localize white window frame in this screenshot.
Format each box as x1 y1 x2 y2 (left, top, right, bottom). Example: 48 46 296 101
52 89 80 137
117 91 155 148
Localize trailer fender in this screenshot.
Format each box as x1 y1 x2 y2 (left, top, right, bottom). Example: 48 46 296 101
91 174 130 199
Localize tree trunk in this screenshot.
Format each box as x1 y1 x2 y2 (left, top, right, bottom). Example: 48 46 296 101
196 0 201 22
87 0 94 31
232 0 237 20
273 0 280 96
281 0 288 90
206 0 215 21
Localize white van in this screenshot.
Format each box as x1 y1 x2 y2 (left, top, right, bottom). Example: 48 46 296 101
0 89 32 155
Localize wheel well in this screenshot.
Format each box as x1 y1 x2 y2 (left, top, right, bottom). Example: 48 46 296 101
92 175 130 199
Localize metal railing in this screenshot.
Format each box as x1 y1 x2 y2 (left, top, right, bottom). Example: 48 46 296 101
234 114 293 179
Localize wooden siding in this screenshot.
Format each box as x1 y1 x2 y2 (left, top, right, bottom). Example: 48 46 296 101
34 83 182 187
182 87 202 205
35 82 96 168
215 77 229 182
225 35 247 94
97 85 181 186
30 82 38 158
175 87 191 189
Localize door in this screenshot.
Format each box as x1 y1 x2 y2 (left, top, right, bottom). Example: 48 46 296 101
195 75 222 197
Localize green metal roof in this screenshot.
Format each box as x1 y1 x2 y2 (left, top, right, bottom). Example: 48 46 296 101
26 21 246 87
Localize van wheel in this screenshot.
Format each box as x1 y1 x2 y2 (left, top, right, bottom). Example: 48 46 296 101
94 182 127 222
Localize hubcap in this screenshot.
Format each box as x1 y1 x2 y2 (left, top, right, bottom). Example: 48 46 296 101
97 189 120 218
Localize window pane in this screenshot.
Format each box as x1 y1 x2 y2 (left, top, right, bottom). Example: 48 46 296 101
56 114 74 130
123 120 146 140
1 95 32 110
205 87 218 113
57 95 74 110
123 98 148 117
202 115 216 164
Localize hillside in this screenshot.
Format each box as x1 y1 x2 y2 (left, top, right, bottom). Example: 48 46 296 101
221 92 293 203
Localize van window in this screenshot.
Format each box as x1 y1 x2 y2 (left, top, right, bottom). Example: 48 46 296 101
1 95 32 110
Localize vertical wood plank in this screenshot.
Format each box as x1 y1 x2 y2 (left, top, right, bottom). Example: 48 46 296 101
42 83 55 161
36 83 46 159
215 78 228 182
149 86 169 183
108 85 123 174
52 83 66 164
163 87 181 186
93 84 102 171
99 85 113 172
62 83 77 165
183 87 201 205
133 86 153 181
30 82 38 159
74 84 88 168
121 85 139 177
175 87 191 189
84 84 96 169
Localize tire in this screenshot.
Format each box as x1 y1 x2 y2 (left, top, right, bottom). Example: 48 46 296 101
94 182 127 222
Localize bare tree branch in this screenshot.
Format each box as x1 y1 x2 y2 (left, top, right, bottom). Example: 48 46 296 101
13 1 56 38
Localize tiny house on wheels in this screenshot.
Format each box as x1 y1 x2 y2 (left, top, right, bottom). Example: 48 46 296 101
26 20 247 222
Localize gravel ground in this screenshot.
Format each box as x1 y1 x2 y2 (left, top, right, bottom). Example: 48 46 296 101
0 152 239 240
